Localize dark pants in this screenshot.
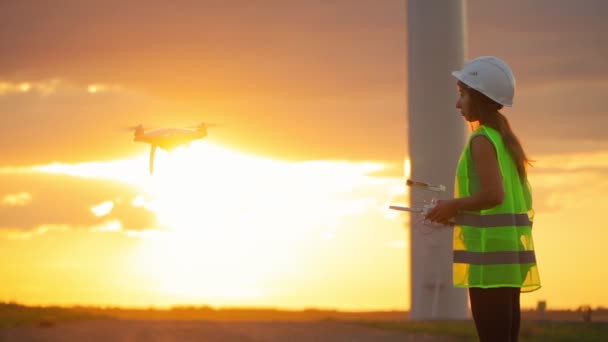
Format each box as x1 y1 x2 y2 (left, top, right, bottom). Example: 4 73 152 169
469 287 521 342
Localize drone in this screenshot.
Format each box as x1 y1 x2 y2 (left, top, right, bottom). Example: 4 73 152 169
388 179 454 230
389 179 446 215
131 123 212 174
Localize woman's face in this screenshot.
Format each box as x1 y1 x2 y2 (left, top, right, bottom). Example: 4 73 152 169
456 85 476 122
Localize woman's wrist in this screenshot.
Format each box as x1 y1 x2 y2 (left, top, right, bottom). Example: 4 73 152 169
450 198 464 212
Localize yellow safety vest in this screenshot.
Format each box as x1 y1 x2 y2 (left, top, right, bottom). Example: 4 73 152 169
453 125 541 292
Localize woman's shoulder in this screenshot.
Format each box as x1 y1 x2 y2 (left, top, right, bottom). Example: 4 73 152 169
472 125 498 136
470 125 502 148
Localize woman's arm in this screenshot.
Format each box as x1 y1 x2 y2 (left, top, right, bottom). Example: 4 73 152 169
425 135 504 224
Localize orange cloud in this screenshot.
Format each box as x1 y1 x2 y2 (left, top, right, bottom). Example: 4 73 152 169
2 192 32 206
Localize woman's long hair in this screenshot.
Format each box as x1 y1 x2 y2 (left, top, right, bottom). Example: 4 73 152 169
459 81 531 181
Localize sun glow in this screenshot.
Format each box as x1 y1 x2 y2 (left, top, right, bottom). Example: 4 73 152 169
131 142 391 301
29 142 402 304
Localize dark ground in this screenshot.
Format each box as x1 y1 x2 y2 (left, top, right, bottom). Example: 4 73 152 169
0 319 456 342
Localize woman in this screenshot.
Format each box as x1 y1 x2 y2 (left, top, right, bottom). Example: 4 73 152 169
425 56 541 342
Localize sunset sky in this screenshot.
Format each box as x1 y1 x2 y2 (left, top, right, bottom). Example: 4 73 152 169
1 0 607 311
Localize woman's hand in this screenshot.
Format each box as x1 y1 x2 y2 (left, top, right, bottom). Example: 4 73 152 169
425 199 459 225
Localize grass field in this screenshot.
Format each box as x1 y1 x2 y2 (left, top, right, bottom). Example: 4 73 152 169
361 320 608 342
2 302 607 341
0 303 105 328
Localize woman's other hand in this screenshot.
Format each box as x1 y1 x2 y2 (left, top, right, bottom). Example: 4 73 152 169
425 199 459 225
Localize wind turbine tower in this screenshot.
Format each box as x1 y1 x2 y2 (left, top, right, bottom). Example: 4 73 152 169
407 0 469 320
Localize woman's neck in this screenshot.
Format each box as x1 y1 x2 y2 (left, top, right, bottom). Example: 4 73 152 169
479 111 500 129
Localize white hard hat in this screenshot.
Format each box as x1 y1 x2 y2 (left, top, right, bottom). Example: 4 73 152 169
452 56 516 107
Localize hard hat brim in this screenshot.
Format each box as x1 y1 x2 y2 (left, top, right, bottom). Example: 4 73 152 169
451 71 513 107
452 70 472 89
451 71 463 80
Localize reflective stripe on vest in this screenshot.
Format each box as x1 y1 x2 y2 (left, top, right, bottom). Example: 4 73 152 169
454 213 531 227
454 250 536 265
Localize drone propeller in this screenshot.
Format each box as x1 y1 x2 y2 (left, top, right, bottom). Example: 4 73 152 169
188 122 222 129
120 124 149 132
128 124 144 131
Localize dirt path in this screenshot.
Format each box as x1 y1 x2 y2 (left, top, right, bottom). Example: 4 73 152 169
0 320 456 342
